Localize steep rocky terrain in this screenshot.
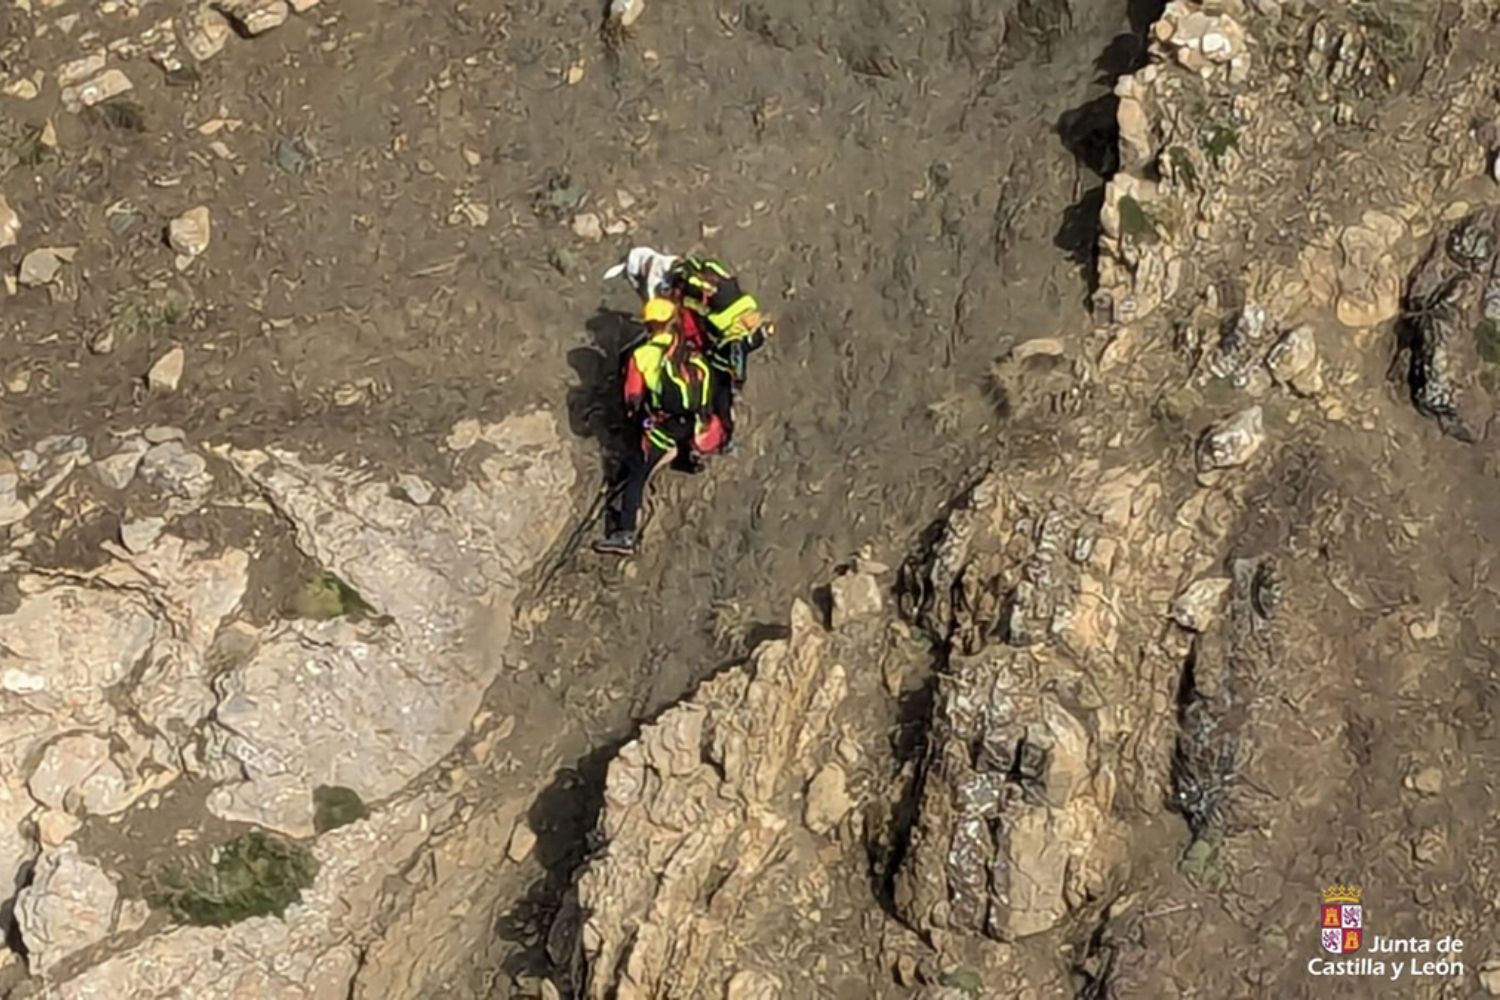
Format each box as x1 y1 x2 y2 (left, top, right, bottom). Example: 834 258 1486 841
567 0 1500 997
4 0 1500 997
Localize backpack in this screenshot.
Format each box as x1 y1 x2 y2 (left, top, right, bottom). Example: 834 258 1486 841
674 256 744 313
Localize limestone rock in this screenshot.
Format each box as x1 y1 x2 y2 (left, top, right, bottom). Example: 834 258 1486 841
0 580 157 724
1096 175 1180 323
1333 212 1406 328
1481 961 1500 996
169 206 211 267
138 440 214 505
0 435 89 528
15 843 119 973
804 763 854 834
894 645 1118 941
830 571 882 628
60 69 132 113
203 411 573 825
1209 304 1270 385
1170 577 1233 632
1159 7 1248 73
444 418 481 451
207 775 316 838
36 809 82 848
57 52 107 89
183 7 233 61
507 820 537 863
726 970 782 1000
1195 406 1265 479
144 426 187 444
2 78 40 100
28 733 136 815
0 195 18 251
0 454 25 526
107 534 251 741
217 0 290 35
571 213 603 242
147 345 186 393
43 797 425 997
93 438 149 490
19 246 72 287
1400 209 1500 441
1115 92 1152 173
396 473 434 505
115 898 152 936
1405 766 1444 797
609 0 645 28
0 412 572 997
574 602 847 998
1265 325 1323 396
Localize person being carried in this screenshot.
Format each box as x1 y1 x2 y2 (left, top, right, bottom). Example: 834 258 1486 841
594 297 726 557
664 254 773 448
602 246 679 303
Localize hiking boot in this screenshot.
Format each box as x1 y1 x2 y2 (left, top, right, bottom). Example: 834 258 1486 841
593 530 637 556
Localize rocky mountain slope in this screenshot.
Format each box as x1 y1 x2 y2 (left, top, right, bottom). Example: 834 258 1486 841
566 1 1500 997
4 0 1500 997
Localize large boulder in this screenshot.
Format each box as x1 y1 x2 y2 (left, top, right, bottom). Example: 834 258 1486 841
0 579 160 896
203 410 574 829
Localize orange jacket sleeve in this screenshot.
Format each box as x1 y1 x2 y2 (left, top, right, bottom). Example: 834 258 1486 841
623 355 647 411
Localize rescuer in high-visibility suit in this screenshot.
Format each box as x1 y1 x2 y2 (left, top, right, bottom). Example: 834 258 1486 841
594 297 726 557
665 255 773 452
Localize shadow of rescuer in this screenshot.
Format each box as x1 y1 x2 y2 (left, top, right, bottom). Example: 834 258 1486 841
594 297 725 557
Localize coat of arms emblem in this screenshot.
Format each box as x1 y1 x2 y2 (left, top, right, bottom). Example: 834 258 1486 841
1321 885 1363 954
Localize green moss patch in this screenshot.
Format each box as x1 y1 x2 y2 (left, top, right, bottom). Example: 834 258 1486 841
1117 194 1159 244
153 831 318 927
940 969 984 996
1201 123 1239 161
1476 319 1500 365
1179 836 1228 891
288 571 375 621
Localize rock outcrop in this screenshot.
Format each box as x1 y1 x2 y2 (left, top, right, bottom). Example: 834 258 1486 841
570 601 849 999
1401 208 1500 441
14 844 119 974
894 641 1119 942
203 410 571 831
893 473 1129 944
0 410 574 993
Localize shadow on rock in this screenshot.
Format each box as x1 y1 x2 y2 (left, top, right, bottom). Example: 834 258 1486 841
566 307 639 479
2 859 34 960
868 675 937 916
1056 184 1106 280
492 739 622 987
1052 0 1165 286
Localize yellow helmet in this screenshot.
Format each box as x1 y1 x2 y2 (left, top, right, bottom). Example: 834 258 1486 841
642 297 676 324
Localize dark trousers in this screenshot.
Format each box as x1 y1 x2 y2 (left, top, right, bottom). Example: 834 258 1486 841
711 375 735 444
609 423 689 534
